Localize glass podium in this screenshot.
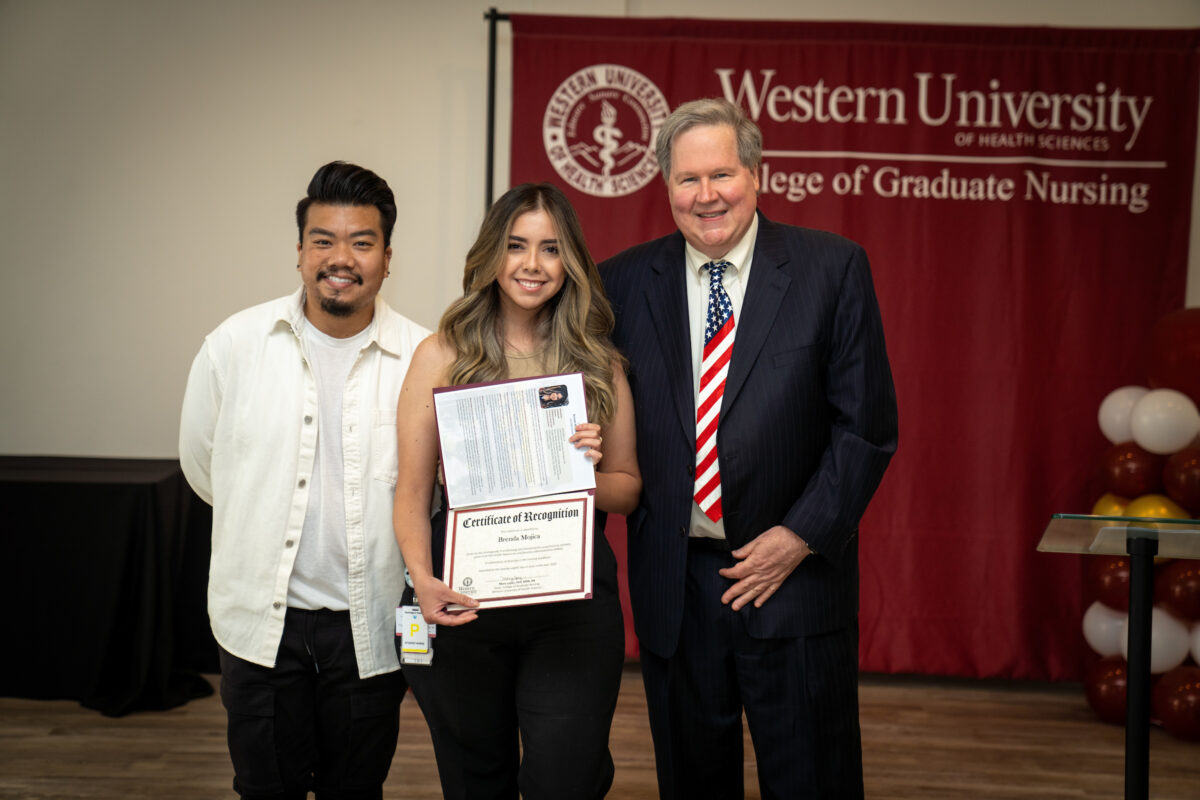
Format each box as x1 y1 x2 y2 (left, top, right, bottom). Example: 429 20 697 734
1038 514 1200 800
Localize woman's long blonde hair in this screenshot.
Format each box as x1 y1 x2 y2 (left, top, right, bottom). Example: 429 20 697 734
438 183 624 427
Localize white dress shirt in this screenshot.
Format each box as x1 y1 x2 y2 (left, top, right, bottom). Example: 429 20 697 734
179 287 429 676
684 214 759 542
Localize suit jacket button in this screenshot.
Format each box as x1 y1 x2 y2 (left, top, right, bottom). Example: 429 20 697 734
678 526 687 537
686 464 694 477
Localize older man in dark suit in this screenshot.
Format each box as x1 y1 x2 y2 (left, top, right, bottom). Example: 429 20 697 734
600 98 898 799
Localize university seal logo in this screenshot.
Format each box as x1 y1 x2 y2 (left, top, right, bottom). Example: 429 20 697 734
542 64 670 198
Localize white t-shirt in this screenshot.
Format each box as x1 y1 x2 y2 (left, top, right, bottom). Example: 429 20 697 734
288 322 373 610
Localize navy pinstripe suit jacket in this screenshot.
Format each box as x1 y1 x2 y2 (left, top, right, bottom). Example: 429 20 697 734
600 212 898 659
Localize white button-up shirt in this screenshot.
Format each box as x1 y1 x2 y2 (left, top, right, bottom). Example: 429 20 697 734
684 213 758 542
179 288 429 676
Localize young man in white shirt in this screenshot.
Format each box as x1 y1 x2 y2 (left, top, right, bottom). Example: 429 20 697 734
180 161 429 799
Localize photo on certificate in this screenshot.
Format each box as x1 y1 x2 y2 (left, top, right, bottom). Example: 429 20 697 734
444 491 595 609
537 384 569 409
433 372 596 509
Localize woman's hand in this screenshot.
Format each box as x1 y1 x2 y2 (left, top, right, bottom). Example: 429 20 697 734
569 422 603 467
412 572 479 626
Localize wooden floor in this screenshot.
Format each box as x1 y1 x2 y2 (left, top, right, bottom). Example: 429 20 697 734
2 666 1198 799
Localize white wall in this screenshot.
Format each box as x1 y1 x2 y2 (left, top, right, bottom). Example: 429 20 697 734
1 0 1197 457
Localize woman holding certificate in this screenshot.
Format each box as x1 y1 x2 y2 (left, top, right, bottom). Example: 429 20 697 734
393 183 641 800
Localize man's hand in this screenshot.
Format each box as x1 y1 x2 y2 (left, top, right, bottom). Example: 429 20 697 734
718 525 812 611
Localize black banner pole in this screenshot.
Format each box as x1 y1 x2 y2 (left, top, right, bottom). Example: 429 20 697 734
484 8 510 211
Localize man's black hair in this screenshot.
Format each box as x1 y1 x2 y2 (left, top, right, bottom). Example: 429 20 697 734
296 161 397 247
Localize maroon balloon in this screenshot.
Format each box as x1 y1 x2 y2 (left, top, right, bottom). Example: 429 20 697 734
1146 308 1200 406
1084 655 1128 725
1087 556 1131 612
1154 560 1200 621
1153 665 1190 718
1100 442 1165 499
1151 666 1200 741
1163 447 1200 514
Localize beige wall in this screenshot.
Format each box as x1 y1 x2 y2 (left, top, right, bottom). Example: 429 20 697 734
1 0 1198 457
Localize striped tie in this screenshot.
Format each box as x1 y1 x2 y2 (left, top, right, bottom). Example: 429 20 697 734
694 260 734 522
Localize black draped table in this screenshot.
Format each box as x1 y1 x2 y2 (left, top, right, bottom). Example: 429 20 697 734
0 456 218 716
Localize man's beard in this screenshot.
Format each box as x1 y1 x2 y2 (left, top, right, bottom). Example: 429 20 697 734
319 296 356 317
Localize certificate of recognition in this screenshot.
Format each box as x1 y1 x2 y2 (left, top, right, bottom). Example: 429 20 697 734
444 491 594 609
433 372 597 609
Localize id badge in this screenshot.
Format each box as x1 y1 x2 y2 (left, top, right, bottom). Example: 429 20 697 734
396 604 434 665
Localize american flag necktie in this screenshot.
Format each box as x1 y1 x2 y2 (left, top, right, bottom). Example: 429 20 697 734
694 260 735 522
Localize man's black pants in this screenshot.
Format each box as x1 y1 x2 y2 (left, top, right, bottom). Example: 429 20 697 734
218 608 407 800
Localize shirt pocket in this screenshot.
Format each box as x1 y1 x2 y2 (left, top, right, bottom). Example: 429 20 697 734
371 407 399 486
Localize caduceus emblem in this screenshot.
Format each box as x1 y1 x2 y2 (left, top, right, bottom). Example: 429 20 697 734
543 64 667 197
592 101 623 177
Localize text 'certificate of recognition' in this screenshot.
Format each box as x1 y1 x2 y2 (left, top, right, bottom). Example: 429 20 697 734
433 372 595 509
444 491 595 609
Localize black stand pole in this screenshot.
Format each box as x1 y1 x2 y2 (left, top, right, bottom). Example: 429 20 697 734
1124 533 1157 800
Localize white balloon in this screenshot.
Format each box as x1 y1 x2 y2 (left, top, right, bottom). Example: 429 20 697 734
1082 600 1127 656
1130 389 1200 455
1098 385 1148 444
1120 605 1192 673
1192 621 1200 665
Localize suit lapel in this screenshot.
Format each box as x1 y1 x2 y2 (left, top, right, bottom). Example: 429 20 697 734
643 233 696 445
723 213 791 416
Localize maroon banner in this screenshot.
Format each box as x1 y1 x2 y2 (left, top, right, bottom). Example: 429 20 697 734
511 16 1200 680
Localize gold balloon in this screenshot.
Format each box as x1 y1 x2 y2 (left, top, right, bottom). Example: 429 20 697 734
1092 493 1130 516
1124 494 1190 519
1106 494 1186 563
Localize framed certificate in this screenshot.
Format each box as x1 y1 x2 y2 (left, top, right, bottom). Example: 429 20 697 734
444 491 594 609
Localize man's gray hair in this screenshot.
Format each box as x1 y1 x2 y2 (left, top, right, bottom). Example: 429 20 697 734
654 97 763 183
